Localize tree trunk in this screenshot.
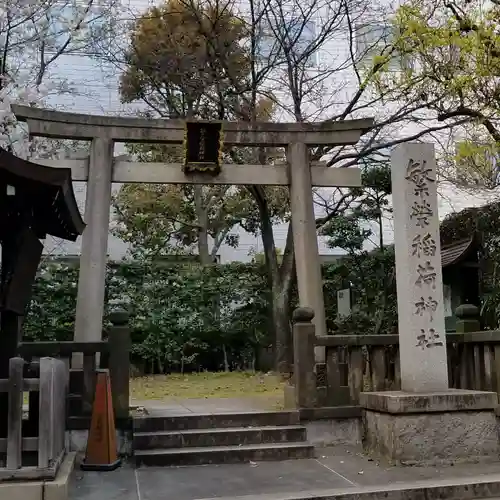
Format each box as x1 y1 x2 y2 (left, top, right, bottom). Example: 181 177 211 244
222 344 230 372
270 286 293 374
254 186 295 375
193 186 211 265
273 227 295 375
378 210 384 250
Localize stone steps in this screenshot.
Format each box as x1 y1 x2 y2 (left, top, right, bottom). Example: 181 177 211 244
135 441 315 466
134 425 307 449
133 410 314 466
133 410 300 433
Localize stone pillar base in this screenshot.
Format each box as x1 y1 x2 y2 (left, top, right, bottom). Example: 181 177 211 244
360 389 499 466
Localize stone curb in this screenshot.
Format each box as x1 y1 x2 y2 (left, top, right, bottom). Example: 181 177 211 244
0 480 42 500
197 473 500 500
0 452 75 500
44 452 76 500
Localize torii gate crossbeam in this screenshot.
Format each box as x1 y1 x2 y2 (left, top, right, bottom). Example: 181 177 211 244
13 104 374 364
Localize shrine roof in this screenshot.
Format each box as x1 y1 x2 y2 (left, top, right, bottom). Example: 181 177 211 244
0 148 85 241
441 236 476 268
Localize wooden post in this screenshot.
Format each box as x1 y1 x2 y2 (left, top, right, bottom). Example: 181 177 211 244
54 359 67 458
6 357 24 470
38 358 67 468
326 347 342 406
455 305 480 390
26 361 40 437
0 314 22 438
38 357 56 468
348 347 364 404
484 345 493 391
82 353 96 415
292 307 317 408
108 307 131 420
371 347 386 391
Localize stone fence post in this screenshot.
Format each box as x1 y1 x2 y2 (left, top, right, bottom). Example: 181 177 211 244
108 307 131 421
292 307 317 409
455 304 481 333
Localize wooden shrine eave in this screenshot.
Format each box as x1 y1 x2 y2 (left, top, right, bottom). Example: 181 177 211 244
0 148 85 241
441 236 477 268
12 105 375 146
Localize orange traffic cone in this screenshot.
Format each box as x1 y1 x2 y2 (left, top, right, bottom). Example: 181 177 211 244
81 369 121 471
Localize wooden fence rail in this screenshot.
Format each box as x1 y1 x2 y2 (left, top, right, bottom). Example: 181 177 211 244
17 309 131 427
0 356 67 481
313 331 500 407
290 307 500 410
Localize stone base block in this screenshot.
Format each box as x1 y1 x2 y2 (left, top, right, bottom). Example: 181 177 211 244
305 418 361 446
44 452 76 500
360 390 499 466
0 452 75 500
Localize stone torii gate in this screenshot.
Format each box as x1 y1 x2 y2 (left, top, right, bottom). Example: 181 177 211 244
12 105 373 362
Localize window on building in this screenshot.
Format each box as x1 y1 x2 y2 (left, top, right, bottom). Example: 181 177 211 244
255 27 277 61
150 254 221 267
257 18 318 67
47 4 83 49
45 2 112 55
355 23 408 71
42 254 81 267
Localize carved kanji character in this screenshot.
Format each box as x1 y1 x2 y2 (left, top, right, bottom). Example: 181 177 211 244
415 261 436 289
427 328 443 347
415 328 444 349
414 296 438 320
412 234 437 257
410 200 433 227
405 158 434 198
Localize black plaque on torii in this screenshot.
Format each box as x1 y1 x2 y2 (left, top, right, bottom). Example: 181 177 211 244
183 121 223 175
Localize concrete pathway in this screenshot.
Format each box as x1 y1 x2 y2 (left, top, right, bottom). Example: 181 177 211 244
69 445 500 500
72 398 500 500
131 396 283 416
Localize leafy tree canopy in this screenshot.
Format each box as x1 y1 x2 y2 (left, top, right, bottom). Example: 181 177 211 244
120 0 249 118
114 0 289 263
382 0 500 187
320 164 393 253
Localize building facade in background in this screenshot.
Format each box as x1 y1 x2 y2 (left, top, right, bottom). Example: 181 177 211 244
39 0 496 263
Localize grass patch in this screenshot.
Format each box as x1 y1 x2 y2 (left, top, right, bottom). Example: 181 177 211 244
130 371 285 402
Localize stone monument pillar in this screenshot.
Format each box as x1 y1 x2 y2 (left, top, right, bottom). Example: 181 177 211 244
392 142 448 392
360 143 499 466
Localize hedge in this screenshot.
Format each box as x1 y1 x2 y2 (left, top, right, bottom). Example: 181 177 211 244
23 252 397 373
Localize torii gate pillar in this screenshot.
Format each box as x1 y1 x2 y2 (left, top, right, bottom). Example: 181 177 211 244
73 138 114 367
288 142 327 359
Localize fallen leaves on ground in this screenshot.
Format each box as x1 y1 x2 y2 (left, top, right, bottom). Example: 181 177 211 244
130 371 285 407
